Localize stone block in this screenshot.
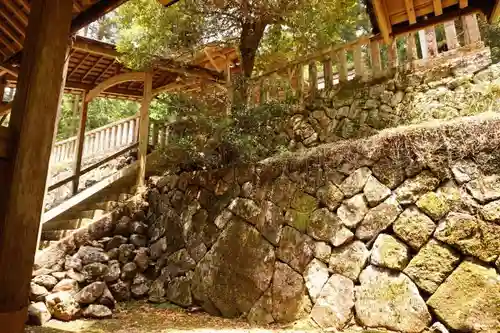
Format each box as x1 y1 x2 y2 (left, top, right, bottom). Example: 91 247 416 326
393 207 435 250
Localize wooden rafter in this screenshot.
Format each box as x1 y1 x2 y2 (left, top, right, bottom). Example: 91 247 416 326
81 55 104 81
0 64 18 77
459 0 468 9
93 59 116 84
4 0 28 26
0 34 16 54
373 0 392 43
68 53 91 78
0 8 25 38
433 0 443 16
86 71 146 102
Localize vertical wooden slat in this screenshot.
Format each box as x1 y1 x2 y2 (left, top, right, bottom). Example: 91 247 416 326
418 30 429 59
116 124 123 149
323 57 333 90
110 125 117 150
444 20 460 50
406 33 418 61
72 92 88 195
137 72 153 188
353 43 366 80
387 39 398 69
338 48 348 83
308 61 318 99
0 1 73 329
296 64 304 104
425 27 439 57
462 14 481 45
370 40 382 78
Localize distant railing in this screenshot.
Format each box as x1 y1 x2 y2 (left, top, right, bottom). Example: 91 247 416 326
51 115 140 165
249 14 482 104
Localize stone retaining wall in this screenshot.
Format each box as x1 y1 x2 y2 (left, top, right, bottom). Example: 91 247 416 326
32 115 500 332
286 47 498 149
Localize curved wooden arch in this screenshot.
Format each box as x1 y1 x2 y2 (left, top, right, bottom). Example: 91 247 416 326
86 72 147 102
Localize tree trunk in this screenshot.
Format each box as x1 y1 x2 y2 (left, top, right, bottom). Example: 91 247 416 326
236 21 267 105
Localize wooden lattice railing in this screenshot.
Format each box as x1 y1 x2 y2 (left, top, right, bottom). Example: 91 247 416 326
249 14 483 104
51 115 140 165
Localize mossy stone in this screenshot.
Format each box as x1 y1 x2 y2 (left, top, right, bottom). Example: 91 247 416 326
291 191 318 213
416 192 450 221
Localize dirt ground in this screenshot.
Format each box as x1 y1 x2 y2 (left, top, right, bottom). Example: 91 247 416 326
24 301 388 333
24 301 320 333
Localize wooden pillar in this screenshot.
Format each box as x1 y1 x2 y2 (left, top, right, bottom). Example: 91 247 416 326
387 40 398 68
295 64 304 104
444 21 460 50
353 43 366 80
323 57 333 90
72 92 89 195
71 94 80 135
406 34 418 61
370 41 382 78
425 27 439 57
462 14 481 45
137 72 153 189
338 49 348 83
308 61 318 99
418 30 429 59
0 1 73 331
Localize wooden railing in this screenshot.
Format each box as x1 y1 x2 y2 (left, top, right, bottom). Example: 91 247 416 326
51 115 140 165
149 121 170 150
249 14 482 104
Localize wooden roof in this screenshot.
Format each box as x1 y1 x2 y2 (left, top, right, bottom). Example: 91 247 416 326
369 0 500 43
0 35 239 101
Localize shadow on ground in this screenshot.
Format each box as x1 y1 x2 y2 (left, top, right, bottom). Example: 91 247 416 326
24 301 335 333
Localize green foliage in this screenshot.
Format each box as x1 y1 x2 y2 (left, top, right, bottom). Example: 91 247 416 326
480 18 500 63
160 98 292 170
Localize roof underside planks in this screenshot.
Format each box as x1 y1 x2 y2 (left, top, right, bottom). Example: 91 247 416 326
369 0 500 43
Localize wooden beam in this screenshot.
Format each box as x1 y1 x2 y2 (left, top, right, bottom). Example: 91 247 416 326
373 0 392 44
70 0 128 33
81 56 104 82
404 0 417 24
68 53 91 79
0 64 18 77
72 37 119 59
86 72 147 102
137 72 153 188
459 0 468 9
204 48 222 72
433 0 443 16
93 59 116 84
491 1 500 23
152 80 196 96
0 127 9 159
0 1 73 330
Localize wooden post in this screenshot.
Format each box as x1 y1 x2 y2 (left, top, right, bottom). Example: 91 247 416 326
406 33 418 61
296 64 304 104
338 49 348 83
0 1 73 330
72 92 89 195
388 40 398 69
462 14 481 45
370 41 382 78
71 94 80 135
137 72 153 189
444 20 460 50
425 27 439 57
323 57 333 90
151 123 159 148
353 43 366 80
418 30 429 59
308 61 318 99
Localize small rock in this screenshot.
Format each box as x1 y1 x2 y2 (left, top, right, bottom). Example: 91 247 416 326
104 260 121 283
228 198 261 222
51 271 66 280
416 192 450 221
109 280 131 301
32 275 58 290
451 160 479 184
115 216 132 236
466 174 500 203
130 234 148 247
329 241 369 281
303 259 329 302
148 278 166 303
52 279 79 294
284 209 310 233
66 269 85 283
105 235 128 251
134 248 149 272
74 282 106 304
129 221 148 234
337 194 369 228
118 244 136 263
392 207 436 250
121 262 138 280
214 210 233 229
480 199 500 223
308 208 353 247
316 182 344 210
404 239 460 294
291 191 318 213
429 322 450 333
313 241 331 263
45 291 81 321
97 286 116 309
164 249 196 278
27 302 51 326
370 234 410 270
82 304 112 319
30 283 48 302
363 175 391 206
64 256 83 271
149 237 167 260
167 276 193 307
76 246 109 265
339 167 372 197
394 171 440 205
131 280 151 298
82 263 109 281
310 274 354 330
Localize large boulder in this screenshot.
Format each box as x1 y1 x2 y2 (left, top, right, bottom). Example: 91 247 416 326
191 218 275 317
74 282 106 304
355 265 431 333
329 241 369 281
45 291 81 321
82 304 112 319
403 239 460 294
310 274 354 330
30 283 49 302
303 259 329 302
356 197 402 241
272 262 311 323
27 302 51 326
307 208 353 247
276 226 314 273
392 207 435 250
434 212 500 262
466 174 500 203
166 276 193 307
76 246 109 265
427 260 500 332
